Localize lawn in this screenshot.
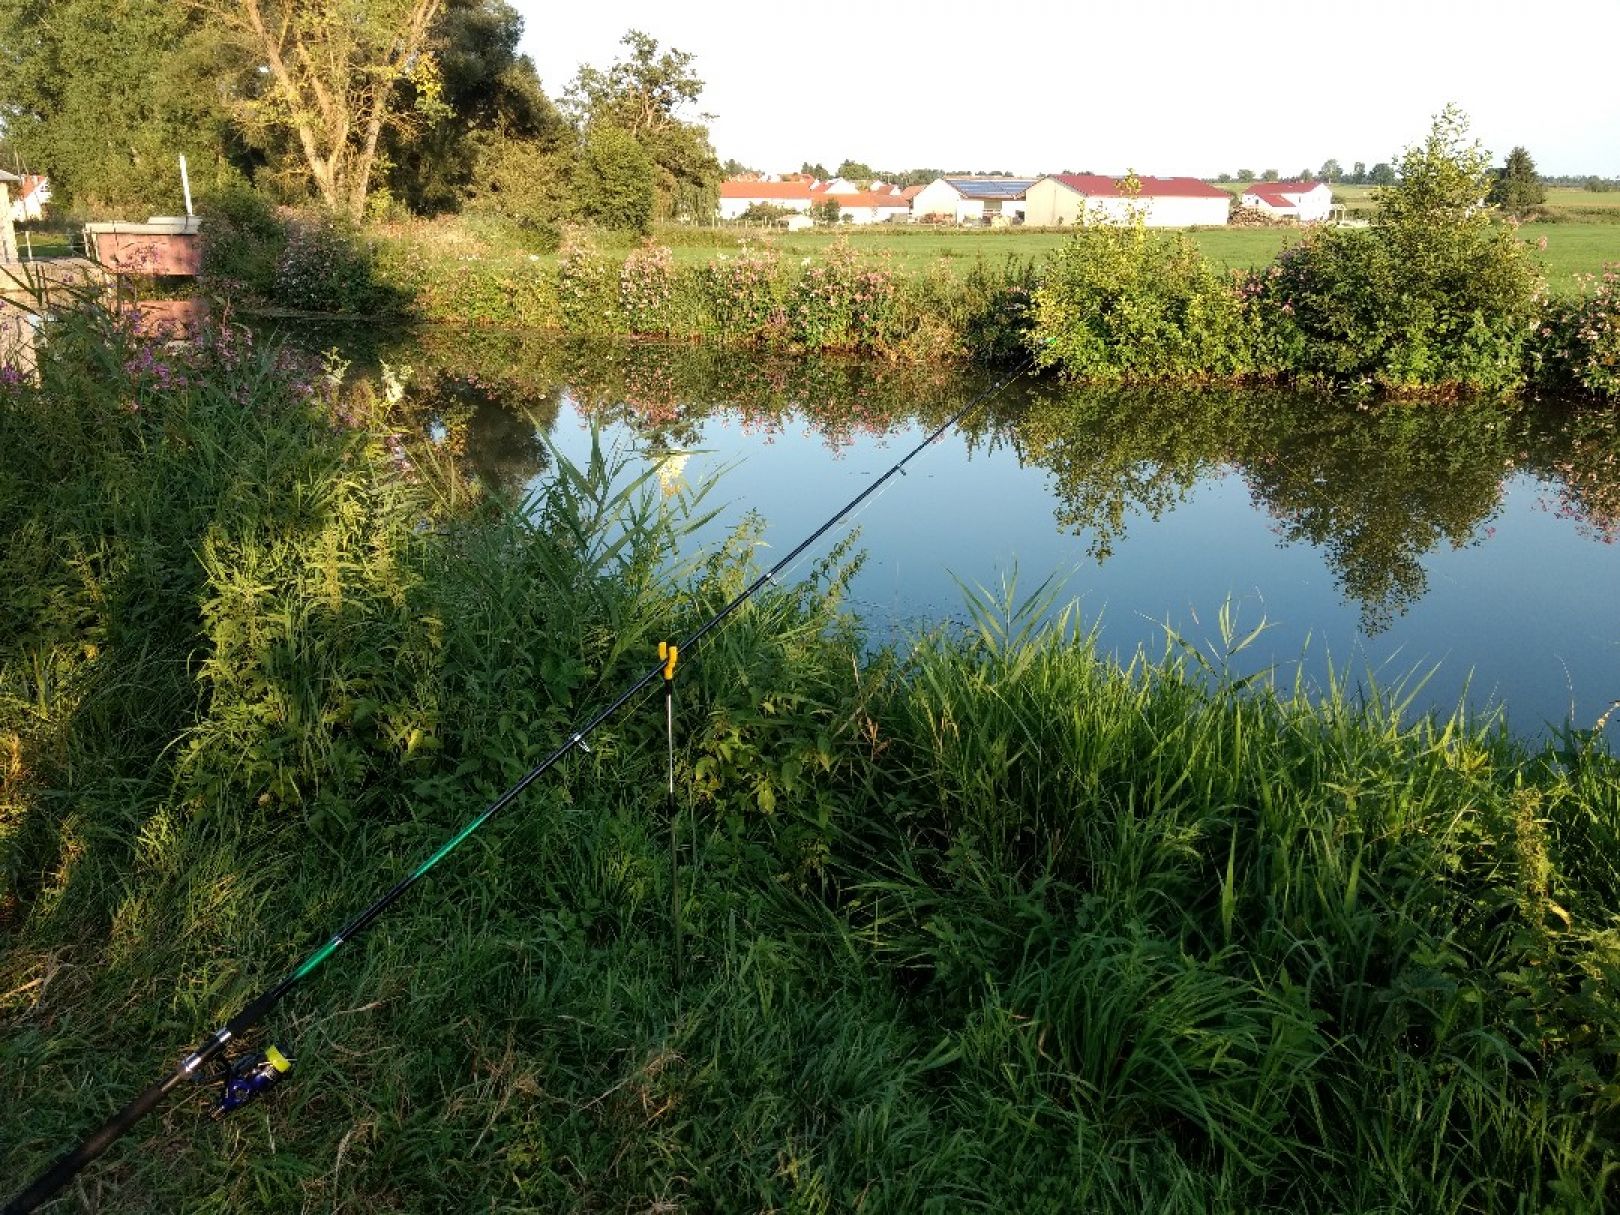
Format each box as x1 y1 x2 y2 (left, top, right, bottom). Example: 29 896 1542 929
643 222 1620 293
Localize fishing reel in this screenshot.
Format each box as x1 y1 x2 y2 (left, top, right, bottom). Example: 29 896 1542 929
200 1044 294 1118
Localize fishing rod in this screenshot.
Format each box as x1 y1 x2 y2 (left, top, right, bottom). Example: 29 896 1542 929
3 352 1038 1214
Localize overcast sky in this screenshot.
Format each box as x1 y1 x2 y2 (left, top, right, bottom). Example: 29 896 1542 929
514 0 1619 179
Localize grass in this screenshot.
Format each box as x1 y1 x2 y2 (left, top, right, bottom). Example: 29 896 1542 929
2 316 1619 1211
394 217 1620 297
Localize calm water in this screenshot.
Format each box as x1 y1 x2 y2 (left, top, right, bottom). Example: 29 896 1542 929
297 329 1620 738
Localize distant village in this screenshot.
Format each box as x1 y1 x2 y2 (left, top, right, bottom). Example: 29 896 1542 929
718 172 1338 228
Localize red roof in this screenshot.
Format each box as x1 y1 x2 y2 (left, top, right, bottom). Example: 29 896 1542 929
824 191 911 209
720 180 815 200
1044 174 1229 199
1246 190 1296 208
1241 181 1327 208
900 184 924 200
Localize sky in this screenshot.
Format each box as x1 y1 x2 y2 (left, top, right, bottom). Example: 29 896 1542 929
515 0 1620 179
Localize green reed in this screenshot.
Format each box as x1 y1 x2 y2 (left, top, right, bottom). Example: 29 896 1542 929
2 317 1617 1212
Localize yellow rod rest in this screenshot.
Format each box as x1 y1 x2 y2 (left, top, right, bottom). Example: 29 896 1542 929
658 642 679 681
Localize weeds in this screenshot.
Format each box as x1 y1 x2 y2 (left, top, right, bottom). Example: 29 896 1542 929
2 316 1618 1211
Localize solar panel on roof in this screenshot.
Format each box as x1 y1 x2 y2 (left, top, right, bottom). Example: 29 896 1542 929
946 178 1036 198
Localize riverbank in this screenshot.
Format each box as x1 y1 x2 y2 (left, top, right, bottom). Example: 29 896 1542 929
196 188 1620 401
2 316 1618 1210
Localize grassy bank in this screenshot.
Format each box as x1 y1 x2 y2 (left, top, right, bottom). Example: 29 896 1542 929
367 216 1620 295
3 319 1619 1211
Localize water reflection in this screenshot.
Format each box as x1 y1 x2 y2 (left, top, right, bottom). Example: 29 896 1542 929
276 327 1620 727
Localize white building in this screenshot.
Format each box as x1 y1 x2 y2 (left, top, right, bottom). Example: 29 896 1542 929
9 176 50 223
910 177 1035 224
1238 180 1334 222
818 190 912 225
1023 174 1232 227
717 179 816 220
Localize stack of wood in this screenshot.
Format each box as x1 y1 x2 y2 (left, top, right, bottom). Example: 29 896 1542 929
1227 202 1297 228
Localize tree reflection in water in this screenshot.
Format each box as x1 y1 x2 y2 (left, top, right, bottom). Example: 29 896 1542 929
308 328 1620 635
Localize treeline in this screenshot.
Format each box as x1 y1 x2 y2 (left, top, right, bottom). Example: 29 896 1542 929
0 0 718 231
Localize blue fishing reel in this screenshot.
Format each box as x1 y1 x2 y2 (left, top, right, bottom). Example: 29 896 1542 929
208 1045 293 1118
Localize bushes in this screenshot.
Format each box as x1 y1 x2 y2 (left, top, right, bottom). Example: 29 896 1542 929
1536 267 1620 398
1030 221 1257 383
1250 220 1541 397
274 214 405 316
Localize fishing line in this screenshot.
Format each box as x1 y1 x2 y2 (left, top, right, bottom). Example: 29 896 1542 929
2 352 1038 1215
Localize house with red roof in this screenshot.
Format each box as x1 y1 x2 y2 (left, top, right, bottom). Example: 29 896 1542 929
718 176 911 225
717 178 817 220
7 175 50 223
1238 180 1333 223
1024 174 1231 227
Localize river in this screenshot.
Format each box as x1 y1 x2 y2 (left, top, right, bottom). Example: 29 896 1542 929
282 328 1620 738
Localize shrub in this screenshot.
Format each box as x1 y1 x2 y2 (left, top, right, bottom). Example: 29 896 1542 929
1250 107 1542 396
786 242 896 351
697 246 784 343
555 231 617 332
1030 221 1255 382
1534 266 1620 399
197 182 286 302
618 241 677 335
274 213 404 316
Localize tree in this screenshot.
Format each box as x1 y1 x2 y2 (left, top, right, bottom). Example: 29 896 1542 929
1367 162 1396 186
564 29 720 221
1377 104 1491 228
1319 158 1343 182
0 0 242 211
1216 172 1232 183
206 0 450 218
1487 145 1546 218
573 123 654 233
386 0 568 215
800 161 830 179
1351 161 1367 184
1236 168 1255 182
835 159 874 183
1261 168 1280 182
810 197 840 225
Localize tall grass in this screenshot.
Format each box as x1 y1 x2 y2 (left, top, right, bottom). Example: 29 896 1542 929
2 318 1618 1211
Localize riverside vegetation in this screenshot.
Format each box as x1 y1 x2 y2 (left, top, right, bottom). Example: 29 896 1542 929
195 110 1620 404
3 305 1620 1211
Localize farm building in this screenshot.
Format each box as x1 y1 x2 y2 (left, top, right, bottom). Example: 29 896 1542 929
8 175 50 222
1239 180 1334 222
816 190 912 225
1024 175 1231 227
910 177 1035 224
717 179 817 220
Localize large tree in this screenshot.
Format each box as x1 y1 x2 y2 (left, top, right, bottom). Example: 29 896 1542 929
205 0 449 217
1487 146 1546 218
564 30 720 223
385 0 567 214
0 0 242 211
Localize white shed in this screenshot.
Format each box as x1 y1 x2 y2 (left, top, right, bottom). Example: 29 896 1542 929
1238 181 1334 222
